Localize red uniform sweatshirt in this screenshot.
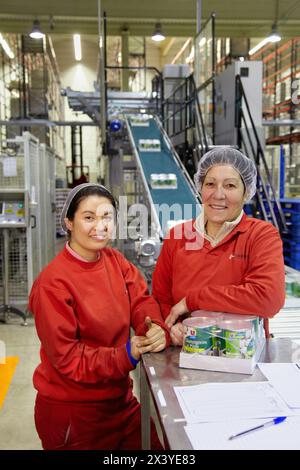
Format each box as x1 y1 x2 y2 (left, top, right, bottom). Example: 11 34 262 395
152 214 285 337
29 246 169 402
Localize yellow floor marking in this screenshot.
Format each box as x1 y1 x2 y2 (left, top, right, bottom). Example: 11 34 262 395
0 357 19 408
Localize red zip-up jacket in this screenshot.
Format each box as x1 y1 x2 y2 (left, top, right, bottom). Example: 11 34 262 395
152 214 285 337
29 246 169 402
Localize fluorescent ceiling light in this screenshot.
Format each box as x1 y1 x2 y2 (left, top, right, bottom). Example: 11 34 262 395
0 33 15 59
249 24 281 55
268 24 281 42
199 37 206 47
73 34 82 61
269 32 281 42
29 19 45 39
249 37 271 55
152 23 165 42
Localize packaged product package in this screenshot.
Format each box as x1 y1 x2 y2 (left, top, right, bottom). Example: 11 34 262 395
130 115 150 127
150 173 177 189
138 139 161 152
179 311 265 375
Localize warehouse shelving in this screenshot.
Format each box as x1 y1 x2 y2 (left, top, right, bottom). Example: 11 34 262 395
251 39 300 196
0 33 66 161
0 34 23 152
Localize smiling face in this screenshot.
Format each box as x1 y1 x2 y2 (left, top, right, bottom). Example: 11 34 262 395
65 195 115 261
201 165 246 228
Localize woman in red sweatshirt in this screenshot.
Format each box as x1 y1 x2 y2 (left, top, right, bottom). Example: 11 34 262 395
152 147 285 344
29 183 169 450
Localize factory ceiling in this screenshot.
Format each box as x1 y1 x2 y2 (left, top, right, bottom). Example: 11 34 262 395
1 0 300 38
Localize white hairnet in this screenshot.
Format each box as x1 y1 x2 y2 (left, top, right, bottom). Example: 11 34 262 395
60 183 114 234
194 147 257 202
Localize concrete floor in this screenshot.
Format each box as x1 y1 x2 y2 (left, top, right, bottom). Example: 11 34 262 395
0 315 148 450
0 316 41 449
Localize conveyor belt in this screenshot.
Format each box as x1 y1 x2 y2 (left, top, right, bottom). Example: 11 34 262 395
126 116 201 236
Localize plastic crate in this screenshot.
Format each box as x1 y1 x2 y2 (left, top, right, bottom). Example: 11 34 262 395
284 242 300 250
282 209 300 223
288 259 300 270
284 230 299 241
280 198 300 212
283 251 300 262
285 224 300 237
243 204 253 216
283 237 300 247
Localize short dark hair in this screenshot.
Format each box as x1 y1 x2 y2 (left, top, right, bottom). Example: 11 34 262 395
66 186 117 222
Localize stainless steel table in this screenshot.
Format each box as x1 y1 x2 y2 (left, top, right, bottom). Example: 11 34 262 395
140 338 298 450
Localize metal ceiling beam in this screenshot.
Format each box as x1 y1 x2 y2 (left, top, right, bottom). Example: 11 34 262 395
1 13 300 37
263 120 300 126
0 120 99 126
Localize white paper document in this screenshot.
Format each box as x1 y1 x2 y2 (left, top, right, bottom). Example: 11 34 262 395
185 417 300 450
174 381 292 423
258 363 300 408
3 157 17 177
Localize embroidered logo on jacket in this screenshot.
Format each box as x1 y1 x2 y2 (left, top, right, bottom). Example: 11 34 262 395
229 253 248 260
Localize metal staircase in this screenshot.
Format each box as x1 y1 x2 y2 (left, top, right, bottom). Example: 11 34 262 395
235 75 288 235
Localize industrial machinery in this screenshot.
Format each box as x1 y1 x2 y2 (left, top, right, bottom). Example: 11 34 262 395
0 133 55 323
215 61 263 149
0 190 29 324
126 114 201 266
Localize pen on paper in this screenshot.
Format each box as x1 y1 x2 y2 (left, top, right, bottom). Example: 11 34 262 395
228 416 287 441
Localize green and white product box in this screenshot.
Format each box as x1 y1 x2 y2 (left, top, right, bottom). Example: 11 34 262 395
179 311 265 375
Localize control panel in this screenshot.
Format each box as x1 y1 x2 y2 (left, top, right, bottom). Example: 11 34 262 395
0 191 28 228
0 201 25 225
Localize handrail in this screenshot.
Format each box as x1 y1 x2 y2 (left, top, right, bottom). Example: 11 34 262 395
241 109 280 231
161 74 209 160
105 65 162 77
151 74 164 121
190 75 209 151
235 75 287 233
196 75 214 93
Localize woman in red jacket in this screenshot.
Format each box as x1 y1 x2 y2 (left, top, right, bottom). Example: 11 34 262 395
29 183 169 450
152 147 285 345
